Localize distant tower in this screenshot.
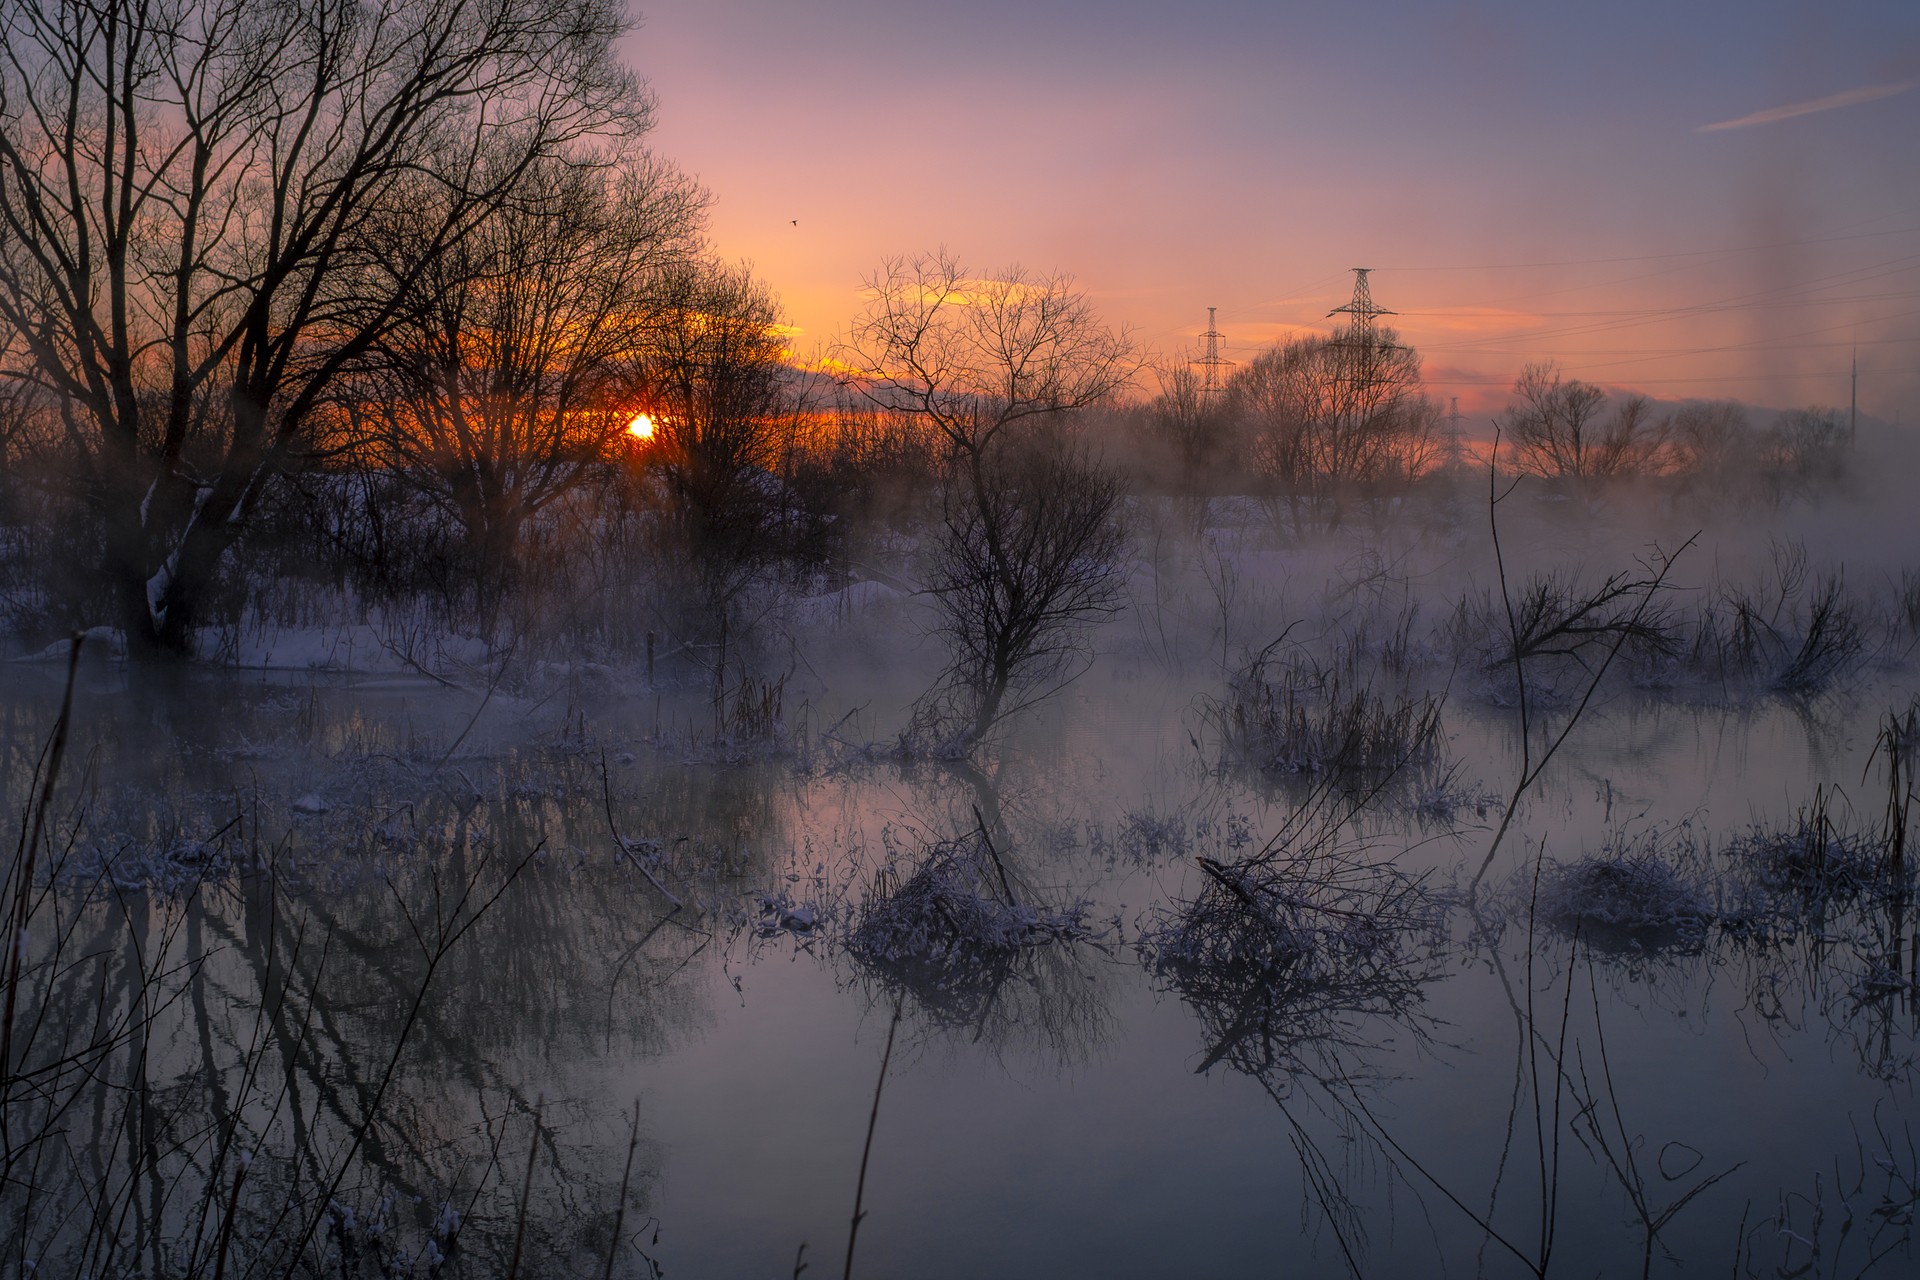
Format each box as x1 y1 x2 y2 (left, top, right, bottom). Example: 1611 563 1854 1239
1327 267 1399 403
1327 267 1397 347
1445 395 1466 470
1193 306 1233 394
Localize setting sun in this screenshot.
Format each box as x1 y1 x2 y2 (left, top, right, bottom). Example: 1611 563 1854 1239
626 412 654 440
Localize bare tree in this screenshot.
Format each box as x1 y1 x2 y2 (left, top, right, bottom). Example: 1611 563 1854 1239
0 0 642 654
921 435 1128 745
1227 325 1440 536
1147 363 1226 532
835 250 1135 464
838 250 1136 748
1498 363 1666 486
636 257 800 624
1667 399 1758 509
350 152 704 610
1763 406 1848 482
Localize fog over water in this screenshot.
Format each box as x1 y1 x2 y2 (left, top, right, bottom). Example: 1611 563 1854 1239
7 439 1918 1277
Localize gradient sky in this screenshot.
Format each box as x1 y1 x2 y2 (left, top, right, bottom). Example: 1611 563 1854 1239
627 1 1920 421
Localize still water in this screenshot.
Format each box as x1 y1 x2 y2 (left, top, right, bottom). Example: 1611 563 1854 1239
2 644 1914 1279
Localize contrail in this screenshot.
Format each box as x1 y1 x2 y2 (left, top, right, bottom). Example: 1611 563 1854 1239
1698 78 1918 132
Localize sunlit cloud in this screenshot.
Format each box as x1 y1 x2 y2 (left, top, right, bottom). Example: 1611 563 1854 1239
1697 78 1918 132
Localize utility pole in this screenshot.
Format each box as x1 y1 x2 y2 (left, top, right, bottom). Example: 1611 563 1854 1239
1850 348 1858 449
1192 306 1233 395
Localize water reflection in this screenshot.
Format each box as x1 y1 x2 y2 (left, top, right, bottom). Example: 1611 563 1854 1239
3 659 1917 1277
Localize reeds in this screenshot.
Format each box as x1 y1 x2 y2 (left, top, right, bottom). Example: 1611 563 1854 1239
1210 647 1445 793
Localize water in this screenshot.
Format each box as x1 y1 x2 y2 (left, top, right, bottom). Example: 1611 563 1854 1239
2 645 1915 1278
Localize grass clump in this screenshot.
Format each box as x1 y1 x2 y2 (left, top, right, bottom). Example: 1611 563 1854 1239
1213 647 1445 792
1719 789 1910 938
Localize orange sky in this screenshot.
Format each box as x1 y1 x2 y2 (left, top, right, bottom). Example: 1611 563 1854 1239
629 1 1920 424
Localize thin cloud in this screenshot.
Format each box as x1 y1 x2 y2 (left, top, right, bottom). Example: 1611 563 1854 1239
1698 78 1918 132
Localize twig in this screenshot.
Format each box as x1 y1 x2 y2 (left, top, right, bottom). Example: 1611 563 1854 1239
843 996 903 1280
506 1093 546 1280
600 752 683 910
971 805 1017 907
604 1098 643 1280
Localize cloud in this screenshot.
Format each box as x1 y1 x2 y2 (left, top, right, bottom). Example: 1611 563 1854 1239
1697 78 1918 132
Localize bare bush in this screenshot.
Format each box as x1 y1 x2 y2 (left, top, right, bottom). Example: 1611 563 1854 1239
1138 842 1443 1081
1671 545 1868 695
1532 839 1715 952
846 830 1101 1030
1447 565 1680 704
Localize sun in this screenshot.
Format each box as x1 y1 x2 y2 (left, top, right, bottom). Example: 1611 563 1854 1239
626 412 654 440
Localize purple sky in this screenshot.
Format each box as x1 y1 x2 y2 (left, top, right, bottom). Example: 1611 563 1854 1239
628 1 1920 419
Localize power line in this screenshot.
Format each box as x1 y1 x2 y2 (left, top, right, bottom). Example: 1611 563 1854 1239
1374 224 1920 273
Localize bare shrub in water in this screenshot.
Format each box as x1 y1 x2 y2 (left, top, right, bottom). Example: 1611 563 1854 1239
1137 830 1444 1082
1653 544 1871 698
1720 787 1912 939
909 434 1130 751
846 830 1102 1029
1446 568 1680 704
1531 836 1715 952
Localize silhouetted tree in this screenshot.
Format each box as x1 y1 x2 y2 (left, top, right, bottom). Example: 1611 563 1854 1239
351 153 704 612
0 0 643 654
637 257 802 624
1228 325 1440 536
839 251 1136 748
922 434 1128 744
1498 363 1666 486
1147 363 1227 531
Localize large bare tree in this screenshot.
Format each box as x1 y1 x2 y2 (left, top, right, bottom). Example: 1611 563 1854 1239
351 152 704 606
639 255 796 612
0 0 642 653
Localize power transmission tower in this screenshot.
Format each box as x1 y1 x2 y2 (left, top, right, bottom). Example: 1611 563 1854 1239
1445 395 1465 471
1326 267 1398 405
1327 267 1396 345
1192 306 1233 394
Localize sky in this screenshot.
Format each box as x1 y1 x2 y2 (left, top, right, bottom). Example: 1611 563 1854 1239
626 1 1920 422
